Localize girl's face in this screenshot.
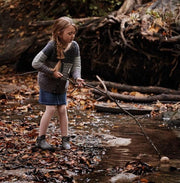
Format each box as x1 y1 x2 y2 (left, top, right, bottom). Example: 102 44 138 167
60 25 76 44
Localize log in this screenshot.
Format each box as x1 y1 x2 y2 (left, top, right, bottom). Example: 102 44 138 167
92 88 180 103
87 81 180 94
94 103 156 115
30 17 100 27
0 36 35 64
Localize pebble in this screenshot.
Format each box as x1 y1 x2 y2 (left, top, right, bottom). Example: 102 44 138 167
160 156 170 164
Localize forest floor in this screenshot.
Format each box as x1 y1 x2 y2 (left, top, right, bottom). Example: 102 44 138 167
0 65 100 182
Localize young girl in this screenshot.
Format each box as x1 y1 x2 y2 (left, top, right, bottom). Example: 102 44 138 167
32 16 84 150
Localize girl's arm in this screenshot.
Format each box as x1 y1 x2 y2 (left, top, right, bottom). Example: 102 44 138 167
32 41 54 75
71 42 85 86
32 51 54 75
71 56 81 80
71 56 85 86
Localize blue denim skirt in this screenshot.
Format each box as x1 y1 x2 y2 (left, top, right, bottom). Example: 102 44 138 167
39 89 66 105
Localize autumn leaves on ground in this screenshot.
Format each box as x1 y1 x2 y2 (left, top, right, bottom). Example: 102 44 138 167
0 65 179 182
0 65 100 182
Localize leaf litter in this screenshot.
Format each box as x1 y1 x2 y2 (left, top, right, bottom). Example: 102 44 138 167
0 67 105 182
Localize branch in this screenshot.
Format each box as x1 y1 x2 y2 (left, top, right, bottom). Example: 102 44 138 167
87 81 180 95
30 17 100 27
116 0 135 15
92 89 180 103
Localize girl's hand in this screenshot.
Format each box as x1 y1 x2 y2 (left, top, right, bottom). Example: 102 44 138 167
76 78 85 87
53 71 63 78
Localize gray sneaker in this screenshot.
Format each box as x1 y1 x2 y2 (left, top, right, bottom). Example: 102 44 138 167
62 136 71 150
36 135 54 151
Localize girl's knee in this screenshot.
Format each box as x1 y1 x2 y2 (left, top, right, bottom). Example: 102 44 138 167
57 105 67 114
45 105 56 115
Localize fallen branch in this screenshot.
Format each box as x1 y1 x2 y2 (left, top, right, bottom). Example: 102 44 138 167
92 75 162 158
87 81 180 95
92 88 180 103
30 17 100 27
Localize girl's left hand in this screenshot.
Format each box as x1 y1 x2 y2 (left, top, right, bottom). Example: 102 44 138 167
76 78 85 87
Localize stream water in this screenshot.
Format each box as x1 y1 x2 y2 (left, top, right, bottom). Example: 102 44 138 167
1 98 180 183
69 109 180 183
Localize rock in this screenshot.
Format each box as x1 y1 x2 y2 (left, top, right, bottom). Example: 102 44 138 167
106 137 131 147
160 156 170 164
101 134 131 146
110 173 138 183
163 109 180 121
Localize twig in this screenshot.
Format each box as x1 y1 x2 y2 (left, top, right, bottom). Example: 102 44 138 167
16 71 38 75
89 75 162 158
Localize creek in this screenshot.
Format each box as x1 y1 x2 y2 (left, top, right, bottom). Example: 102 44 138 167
70 108 180 183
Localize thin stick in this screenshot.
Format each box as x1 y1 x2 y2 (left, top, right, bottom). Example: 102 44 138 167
39 74 161 158
94 75 161 158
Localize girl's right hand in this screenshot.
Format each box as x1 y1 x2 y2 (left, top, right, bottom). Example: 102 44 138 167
53 71 63 78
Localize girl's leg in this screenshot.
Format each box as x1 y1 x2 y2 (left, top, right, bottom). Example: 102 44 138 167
57 105 68 136
36 105 56 150
57 105 70 149
39 105 56 136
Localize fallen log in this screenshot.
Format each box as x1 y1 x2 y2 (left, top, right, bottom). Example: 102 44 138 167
0 36 35 64
30 17 100 27
92 88 180 103
94 102 157 115
87 81 180 95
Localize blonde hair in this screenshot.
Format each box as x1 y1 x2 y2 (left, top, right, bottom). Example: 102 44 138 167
52 17 77 60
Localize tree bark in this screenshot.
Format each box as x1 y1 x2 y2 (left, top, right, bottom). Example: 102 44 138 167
30 17 99 27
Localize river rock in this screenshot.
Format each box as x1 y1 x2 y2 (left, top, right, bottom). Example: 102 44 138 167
110 172 138 183
101 134 131 146
163 109 180 121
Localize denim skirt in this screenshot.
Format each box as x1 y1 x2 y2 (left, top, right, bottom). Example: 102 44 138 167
39 89 66 105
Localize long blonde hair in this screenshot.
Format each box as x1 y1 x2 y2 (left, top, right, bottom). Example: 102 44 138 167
52 17 77 60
